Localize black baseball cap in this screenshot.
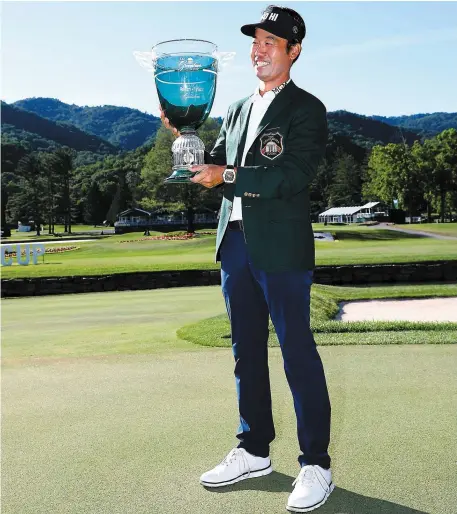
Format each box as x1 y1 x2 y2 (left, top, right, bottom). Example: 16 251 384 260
241 5 306 42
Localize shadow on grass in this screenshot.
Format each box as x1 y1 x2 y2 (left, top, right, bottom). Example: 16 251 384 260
206 475 429 513
204 471 294 493
320 487 429 513
333 231 422 241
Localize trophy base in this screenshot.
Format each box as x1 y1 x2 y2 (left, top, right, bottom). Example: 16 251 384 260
164 131 205 184
164 167 196 184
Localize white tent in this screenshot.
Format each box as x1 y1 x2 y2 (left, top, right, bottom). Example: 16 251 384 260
319 202 387 224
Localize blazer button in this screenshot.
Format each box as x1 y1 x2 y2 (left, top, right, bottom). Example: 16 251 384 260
244 192 248 197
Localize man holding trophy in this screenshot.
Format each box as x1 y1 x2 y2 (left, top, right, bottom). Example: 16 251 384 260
161 5 332 512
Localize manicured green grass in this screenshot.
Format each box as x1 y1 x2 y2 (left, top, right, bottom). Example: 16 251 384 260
1 233 216 278
314 226 457 264
4 231 43 240
52 224 108 232
178 283 457 348
3 285 455 364
2 227 457 279
3 230 71 240
2 287 456 513
312 222 377 232
313 221 457 237
1 287 226 362
3 224 111 240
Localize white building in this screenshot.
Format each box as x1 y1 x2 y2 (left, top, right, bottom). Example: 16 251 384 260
115 208 152 229
318 202 389 224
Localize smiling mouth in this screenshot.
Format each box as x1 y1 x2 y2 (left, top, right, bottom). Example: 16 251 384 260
255 61 270 68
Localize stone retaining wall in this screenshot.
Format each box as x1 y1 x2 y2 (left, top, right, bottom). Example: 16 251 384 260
315 260 457 285
2 261 456 298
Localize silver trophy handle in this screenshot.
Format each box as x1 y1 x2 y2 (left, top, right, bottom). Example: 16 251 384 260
133 51 156 73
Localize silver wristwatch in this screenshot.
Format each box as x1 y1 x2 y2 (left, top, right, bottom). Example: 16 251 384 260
223 165 236 184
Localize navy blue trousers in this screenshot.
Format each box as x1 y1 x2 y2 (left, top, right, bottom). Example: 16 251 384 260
220 228 331 469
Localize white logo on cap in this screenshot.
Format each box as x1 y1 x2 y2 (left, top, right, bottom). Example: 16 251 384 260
293 26 298 34
261 11 278 21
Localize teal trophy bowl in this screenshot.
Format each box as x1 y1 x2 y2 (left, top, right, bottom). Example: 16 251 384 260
152 39 218 183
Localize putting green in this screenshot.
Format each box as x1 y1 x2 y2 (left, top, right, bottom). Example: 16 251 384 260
2 288 456 514
178 284 457 347
1 287 226 361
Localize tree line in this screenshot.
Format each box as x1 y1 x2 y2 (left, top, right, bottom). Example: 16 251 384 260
363 128 457 222
2 121 456 236
1 119 223 234
2 147 75 235
310 128 457 223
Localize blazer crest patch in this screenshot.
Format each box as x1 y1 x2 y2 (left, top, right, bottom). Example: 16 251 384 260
260 131 284 160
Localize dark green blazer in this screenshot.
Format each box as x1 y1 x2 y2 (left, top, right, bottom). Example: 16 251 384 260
208 80 327 272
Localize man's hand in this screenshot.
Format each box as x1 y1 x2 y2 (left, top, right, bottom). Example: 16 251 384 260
189 164 225 188
159 107 180 138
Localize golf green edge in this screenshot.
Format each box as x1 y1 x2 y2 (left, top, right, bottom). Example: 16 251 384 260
177 283 457 347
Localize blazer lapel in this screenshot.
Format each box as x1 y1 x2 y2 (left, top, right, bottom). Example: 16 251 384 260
235 98 253 165
252 81 296 143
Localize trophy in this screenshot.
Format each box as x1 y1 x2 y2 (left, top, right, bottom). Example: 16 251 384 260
134 40 234 183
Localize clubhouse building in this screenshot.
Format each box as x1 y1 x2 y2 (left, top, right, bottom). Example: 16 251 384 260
114 207 217 234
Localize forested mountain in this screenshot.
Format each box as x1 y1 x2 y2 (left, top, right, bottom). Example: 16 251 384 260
11 97 447 154
1 102 118 154
3 96 456 234
327 110 422 148
371 112 457 136
12 98 161 150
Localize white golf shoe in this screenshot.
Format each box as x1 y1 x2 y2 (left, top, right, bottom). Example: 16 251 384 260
199 447 273 487
286 465 334 512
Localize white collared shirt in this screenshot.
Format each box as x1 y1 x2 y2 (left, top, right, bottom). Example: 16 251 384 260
230 79 290 222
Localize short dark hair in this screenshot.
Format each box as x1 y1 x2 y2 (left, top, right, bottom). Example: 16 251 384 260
275 6 305 64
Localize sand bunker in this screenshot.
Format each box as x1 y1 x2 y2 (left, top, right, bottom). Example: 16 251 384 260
337 297 457 322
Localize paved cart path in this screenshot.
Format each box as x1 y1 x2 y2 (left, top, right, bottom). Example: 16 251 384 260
375 223 457 240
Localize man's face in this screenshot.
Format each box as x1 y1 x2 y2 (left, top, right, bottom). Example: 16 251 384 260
250 28 295 83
